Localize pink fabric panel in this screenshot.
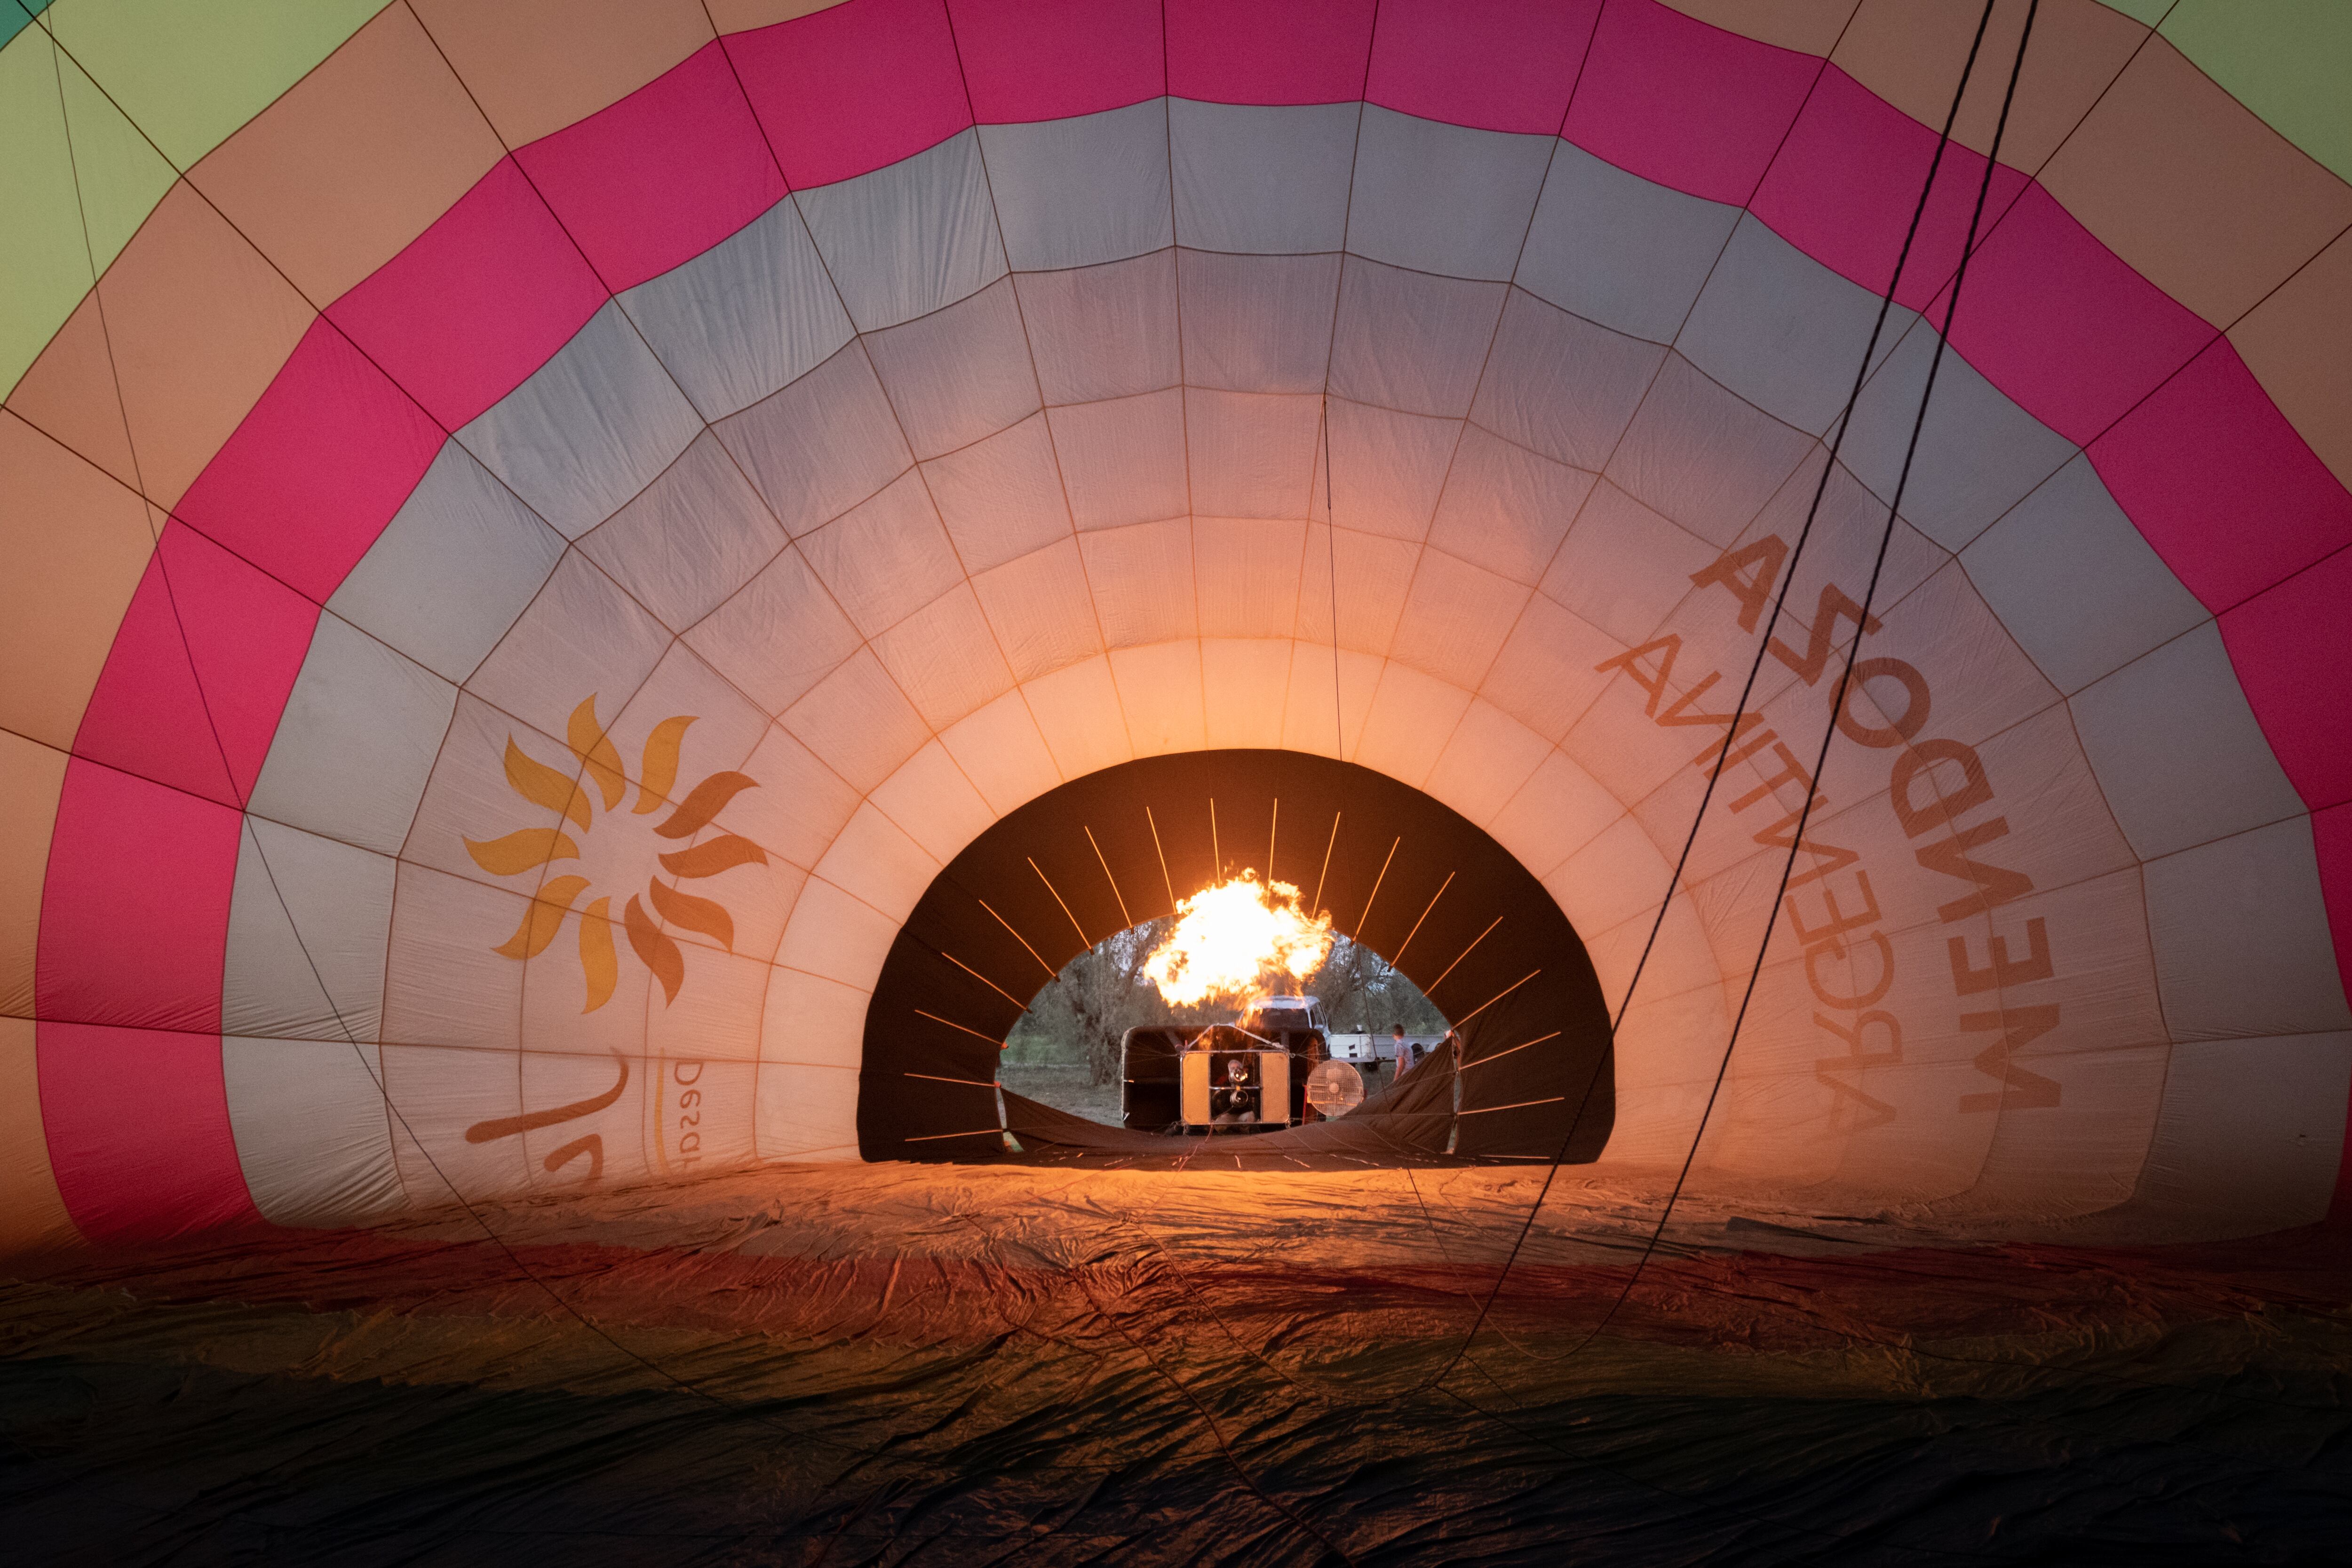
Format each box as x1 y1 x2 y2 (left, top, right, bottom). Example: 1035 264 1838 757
2092 339 2352 613
72 525 321 807
727 0 971 190
175 319 445 604
325 159 607 430
516 41 788 293
1366 0 1599 135
39 1020 259 1245
37 758 241 1035
2219 543 2352 813
2319 803 2352 1214
1164 0 1376 105
947 0 1162 123
1753 67 2028 310
1564 0 1818 206
72 550 239 807
1939 183 2211 447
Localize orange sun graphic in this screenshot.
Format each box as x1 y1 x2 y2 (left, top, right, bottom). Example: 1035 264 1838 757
464 696 766 1011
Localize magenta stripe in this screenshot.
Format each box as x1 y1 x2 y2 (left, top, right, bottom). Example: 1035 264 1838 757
1366 0 1599 136
947 0 1163 124
326 158 607 431
728 0 972 190
41 0 2352 1237
1165 0 1377 106
1751 67 2031 314
72 523 322 808
517 41 788 295
175 320 445 604
39 1020 259 1245
1564 0 1817 207
38 759 242 1039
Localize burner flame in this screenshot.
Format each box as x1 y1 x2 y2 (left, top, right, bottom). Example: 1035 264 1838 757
1142 872 1334 1008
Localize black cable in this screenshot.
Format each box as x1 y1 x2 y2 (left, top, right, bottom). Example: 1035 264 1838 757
1437 0 2019 1382
1458 0 2044 1380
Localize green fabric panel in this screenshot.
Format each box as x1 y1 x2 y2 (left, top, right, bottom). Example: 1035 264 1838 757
0 0 60 53
45 0 387 168
2161 1 2352 184
0 25 173 399
2095 0 2172 26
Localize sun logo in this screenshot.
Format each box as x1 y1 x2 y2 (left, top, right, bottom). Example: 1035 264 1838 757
463 696 766 1011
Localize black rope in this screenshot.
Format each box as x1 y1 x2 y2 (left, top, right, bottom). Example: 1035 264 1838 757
1436 0 2027 1382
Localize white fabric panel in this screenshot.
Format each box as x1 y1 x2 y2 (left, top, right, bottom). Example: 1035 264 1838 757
1298 525 1420 656
1022 655 1132 780
580 431 787 632
620 199 854 420
979 101 1174 271
730 723 864 871
1960 454 2209 693
1607 354 1814 548
459 302 703 539
1194 516 1306 640
774 873 903 988
813 803 940 925
1677 217 1901 437
1518 140 1741 344
1168 99 1359 253
223 1037 403 1225
1824 557 2052 753
1324 398 1457 541
250 613 457 855
869 740 996 866
755 1062 862 1162
1489 751 1628 884
870 585 1017 728
378 861 528 1052
864 276 1041 459
1200 638 1293 750
683 543 862 716
1352 660 1471 788
1839 321 2076 551
1423 697 1552 828
1346 106 1553 281
1542 480 1719 646
612 642 774 810
1329 257 1506 418
1110 642 1209 757
327 442 565 685
1081 517 1199 647
923 412 1073 573
2070 622 2306 860
1017 249 1179 405
1178 249 1340 393
939 688 1063 815
1048 389 1188 530
760 971 869 1069
465 551 674 754
794 129 1008 330
224 818 396 1043
1394 548 1532 689
1279 645 1384 758
973 538 1105 680
780 647 934 793
716 341 914 538
1428 424 1596 585
1472 289 1666 472
1967 701 2141 894
2131 1032 2351 1235
795 468 965 637
2145 816 2352 1041
1185 387 1320 519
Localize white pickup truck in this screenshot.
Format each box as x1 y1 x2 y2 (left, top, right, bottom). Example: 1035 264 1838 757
1325 1031 1449 1072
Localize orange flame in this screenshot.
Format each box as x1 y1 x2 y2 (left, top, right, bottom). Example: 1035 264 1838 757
1142 872 1333 1008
